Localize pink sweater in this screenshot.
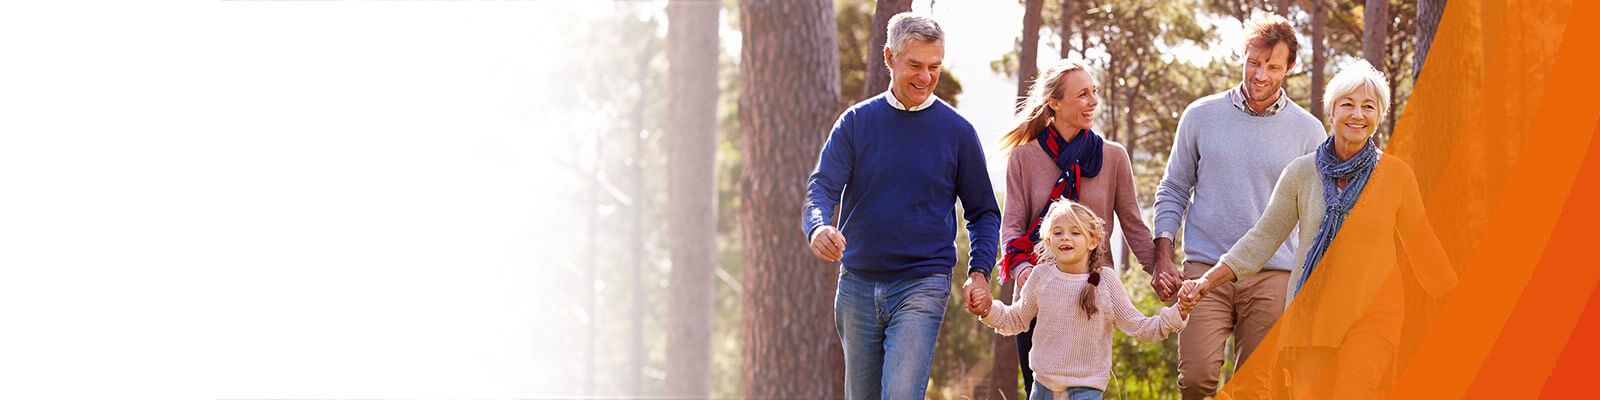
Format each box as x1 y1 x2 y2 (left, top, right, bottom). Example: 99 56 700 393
1002 139 1158 280
980 266 1186 392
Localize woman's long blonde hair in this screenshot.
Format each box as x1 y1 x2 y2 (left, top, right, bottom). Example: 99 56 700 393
999 59 1093 155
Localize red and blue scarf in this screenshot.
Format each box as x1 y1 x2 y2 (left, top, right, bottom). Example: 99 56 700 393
998 125 1104 282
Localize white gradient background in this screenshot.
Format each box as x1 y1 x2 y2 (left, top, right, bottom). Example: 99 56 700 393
0 1 1239 398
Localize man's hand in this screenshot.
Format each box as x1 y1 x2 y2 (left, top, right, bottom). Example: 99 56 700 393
1151 237 1183 302
1013 264 1034 303
962 271 992 317
1150 258 1183 302
808 225 846 262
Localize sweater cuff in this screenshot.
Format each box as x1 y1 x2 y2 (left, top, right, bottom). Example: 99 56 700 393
1160 305 1187 332
967 264 992 281
979 299 1006 326
1218 253 1256 283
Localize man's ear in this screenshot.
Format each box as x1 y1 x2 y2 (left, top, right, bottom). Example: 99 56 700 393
883 46 895 69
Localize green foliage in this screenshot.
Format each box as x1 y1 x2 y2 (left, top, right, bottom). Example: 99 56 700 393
836 0 873 106
929 204 996 399
1107 266 1182 400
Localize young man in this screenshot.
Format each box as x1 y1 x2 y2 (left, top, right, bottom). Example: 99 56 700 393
802 12 1000 400
1150 11 1326 400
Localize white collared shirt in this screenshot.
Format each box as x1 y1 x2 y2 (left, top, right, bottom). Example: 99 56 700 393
884 89 938 112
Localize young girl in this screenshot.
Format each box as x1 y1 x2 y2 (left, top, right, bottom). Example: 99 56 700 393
991 59 1177 393
980 199 1198 400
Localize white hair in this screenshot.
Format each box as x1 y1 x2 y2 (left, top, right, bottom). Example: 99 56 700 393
1323 59 1392 120
886 12 943 58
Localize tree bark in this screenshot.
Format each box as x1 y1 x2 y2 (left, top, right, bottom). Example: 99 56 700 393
665 0 720 397
738 0 845 397
1060 0 1073 59
864 0 912 99
1017 0 1044 104
1415 0 1446 78
1311 0 1327 121
1363 0 1389 70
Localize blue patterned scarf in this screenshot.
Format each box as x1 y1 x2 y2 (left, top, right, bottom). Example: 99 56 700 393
1294 136 1381 296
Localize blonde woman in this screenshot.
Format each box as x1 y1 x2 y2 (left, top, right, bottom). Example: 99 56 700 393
991 59 1168 392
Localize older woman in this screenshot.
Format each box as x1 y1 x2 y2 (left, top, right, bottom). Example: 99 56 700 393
1177 60 1456 397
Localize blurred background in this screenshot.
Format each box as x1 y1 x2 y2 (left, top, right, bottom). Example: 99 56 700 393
0 0 1444 398
549 0 1430 399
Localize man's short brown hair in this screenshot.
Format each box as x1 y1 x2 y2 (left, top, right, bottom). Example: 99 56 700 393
1242 10 1299 67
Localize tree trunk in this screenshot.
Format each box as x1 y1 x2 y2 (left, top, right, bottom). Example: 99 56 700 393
1017 0 1044 104
864 0 912 99
1311 0 1327 121
1276 0 1291 16
1363 0 1389 70
1060 0 1073 59
738 0 845 397
1415 0 1447 78
665 0 720 397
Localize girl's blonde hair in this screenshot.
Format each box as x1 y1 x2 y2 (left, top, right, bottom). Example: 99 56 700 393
1032 198 1108 318
999 59 1092 155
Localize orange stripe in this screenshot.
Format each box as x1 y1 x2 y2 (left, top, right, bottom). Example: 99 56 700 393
1461 121 1600 398
1538 222 1600 397
1389 0 1600 396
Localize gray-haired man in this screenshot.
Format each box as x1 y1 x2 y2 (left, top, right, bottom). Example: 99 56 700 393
803 12 1001 399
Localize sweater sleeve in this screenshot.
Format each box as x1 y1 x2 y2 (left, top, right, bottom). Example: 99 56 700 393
1154 107 1201 240
981 270 1041 336
957 125 1002 279
1219 161 1305 282
1109 146 1159 271
802 110 854 238
1393 163 1456 297
1000 151 1036 282
1104 268 1186 342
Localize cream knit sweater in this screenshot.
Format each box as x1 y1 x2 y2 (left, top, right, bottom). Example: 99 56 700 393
981 266 1186 392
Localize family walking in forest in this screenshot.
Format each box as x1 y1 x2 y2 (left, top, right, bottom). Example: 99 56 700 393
802 9 1455 400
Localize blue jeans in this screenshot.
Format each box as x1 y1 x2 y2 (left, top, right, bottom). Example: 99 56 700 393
834 270 949 400
1029 383 1103 400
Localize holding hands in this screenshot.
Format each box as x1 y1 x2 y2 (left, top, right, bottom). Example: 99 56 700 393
963 272 992 317
1149 259 1184 302
1174 278 1207 319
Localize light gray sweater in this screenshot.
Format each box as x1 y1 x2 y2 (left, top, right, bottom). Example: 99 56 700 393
1154 89 1325 271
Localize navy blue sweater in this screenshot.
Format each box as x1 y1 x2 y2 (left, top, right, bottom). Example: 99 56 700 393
802 94 1001 282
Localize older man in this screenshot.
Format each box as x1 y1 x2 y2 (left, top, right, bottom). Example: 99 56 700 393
1150 11 1326 400
802 12 1000 400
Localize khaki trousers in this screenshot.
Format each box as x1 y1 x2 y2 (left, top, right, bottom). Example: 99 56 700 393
1177 261 1288 400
